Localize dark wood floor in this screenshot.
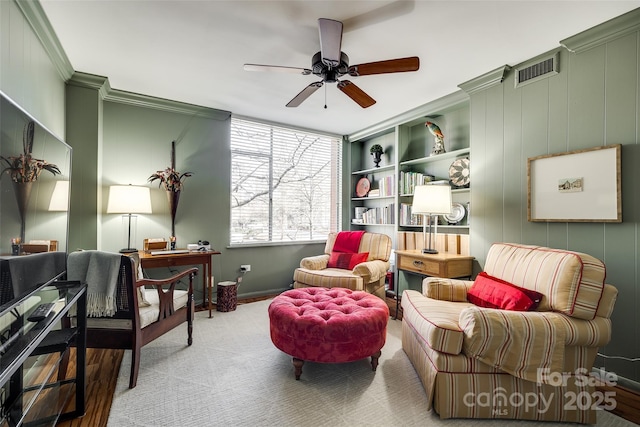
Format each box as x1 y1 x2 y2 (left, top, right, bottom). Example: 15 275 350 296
57 348 124 427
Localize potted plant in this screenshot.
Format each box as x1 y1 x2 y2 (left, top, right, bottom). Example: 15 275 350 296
369 144 384 168
148 141 193 238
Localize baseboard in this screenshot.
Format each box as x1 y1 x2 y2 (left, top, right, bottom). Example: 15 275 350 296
596 383 640 424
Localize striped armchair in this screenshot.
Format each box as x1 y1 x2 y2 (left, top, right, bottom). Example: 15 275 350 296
293 232 391 298
401 243 618 423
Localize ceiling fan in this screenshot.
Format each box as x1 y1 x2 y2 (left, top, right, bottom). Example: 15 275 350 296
243 18 420 109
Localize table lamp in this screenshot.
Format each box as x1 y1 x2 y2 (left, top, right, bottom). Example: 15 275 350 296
412 184 452 254
107 185 152 253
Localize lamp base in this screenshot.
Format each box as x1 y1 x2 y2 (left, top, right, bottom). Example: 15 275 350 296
422 248 438 254
119 248 138 254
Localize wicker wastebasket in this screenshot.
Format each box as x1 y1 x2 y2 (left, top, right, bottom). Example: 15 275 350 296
216 281 238 312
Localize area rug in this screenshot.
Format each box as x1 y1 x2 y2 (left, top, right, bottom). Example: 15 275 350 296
107 299 637 426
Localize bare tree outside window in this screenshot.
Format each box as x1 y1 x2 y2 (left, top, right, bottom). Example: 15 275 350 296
230 118 341 245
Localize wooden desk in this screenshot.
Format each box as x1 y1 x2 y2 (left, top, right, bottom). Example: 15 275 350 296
394 249 474 318
139 250 221 318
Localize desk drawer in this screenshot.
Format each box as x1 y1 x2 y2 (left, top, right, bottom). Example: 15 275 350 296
141 258 176 269
398 255 442 276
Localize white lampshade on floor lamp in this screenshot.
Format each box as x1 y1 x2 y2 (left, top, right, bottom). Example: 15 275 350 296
107 185 152 253
412 185 452 254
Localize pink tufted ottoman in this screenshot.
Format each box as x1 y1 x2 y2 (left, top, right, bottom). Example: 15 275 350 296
268 287 389 380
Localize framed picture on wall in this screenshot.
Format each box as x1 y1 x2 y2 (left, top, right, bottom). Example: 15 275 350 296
527 144 621 222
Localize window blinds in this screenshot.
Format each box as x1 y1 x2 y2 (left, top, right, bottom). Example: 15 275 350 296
230 118 341 245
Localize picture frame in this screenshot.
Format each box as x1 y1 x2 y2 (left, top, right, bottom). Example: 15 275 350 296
527 144 621 222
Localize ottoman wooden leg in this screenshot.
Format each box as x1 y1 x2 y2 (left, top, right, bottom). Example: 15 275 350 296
292 357 304 380
370 350 382 371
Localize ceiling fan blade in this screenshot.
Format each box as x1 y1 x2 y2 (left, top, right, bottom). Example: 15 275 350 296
348 56 420 76
342 1 415 33
318 18 343 68
337 80 376 108
244 64 312 75
286 82 323 107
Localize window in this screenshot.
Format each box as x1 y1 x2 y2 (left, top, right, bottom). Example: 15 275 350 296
230 117 342 245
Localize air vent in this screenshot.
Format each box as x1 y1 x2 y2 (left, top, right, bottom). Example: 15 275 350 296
515 52 559 88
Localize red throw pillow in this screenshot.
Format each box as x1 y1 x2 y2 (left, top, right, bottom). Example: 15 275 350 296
467 272 544 311
327 252 369 270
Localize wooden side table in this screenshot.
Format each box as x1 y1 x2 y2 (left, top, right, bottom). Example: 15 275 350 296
139 250 221 318
394 249 474 318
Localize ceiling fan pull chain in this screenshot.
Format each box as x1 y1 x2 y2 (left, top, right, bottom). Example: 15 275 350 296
324 84 328 109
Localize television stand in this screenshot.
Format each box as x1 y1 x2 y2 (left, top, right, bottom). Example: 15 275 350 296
0 280 87 426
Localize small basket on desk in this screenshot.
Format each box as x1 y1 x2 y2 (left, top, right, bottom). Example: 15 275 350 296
143 238 167 252
21 240 58 254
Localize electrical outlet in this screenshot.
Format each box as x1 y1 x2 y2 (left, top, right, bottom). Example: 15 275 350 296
240 264 251 272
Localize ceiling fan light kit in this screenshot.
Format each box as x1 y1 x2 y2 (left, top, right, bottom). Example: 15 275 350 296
245 18 420 109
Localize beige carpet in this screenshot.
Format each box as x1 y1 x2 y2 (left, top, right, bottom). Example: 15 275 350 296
107 299 637 426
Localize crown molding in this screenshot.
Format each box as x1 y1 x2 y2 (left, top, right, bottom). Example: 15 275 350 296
67 72 111 99
561 8 640 53
458 65 512 95
67 72 231 120
104 89 231 120
14 0 74 81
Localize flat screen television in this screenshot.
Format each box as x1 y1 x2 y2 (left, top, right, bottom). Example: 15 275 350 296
0 91 71 255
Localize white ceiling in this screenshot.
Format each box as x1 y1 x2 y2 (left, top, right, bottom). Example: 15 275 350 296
40 0 640 136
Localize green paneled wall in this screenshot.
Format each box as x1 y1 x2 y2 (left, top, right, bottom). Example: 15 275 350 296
466 17 640 386
0 0 66 136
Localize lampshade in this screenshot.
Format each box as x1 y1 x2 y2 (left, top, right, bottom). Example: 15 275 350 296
412 185 453 215
107 185 152 214
48 180 70 211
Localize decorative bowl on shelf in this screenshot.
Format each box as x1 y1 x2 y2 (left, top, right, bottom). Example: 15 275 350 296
443 202 465 224
355 177 370 197
449 158 470 188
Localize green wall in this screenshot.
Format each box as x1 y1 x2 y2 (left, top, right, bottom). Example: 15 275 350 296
462 10 640 386
65 77 103 252
0 0 68 136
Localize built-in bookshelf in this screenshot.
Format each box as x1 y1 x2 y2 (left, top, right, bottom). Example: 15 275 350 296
347 91 471 245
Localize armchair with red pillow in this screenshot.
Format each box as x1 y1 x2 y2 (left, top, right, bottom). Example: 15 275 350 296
400 242 618 423
292 231 392 298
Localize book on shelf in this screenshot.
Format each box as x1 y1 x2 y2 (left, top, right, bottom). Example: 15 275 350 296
400 203 423 226
399 203 441 227
358 203 395 225
376 175 395 197
399 171 436 195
